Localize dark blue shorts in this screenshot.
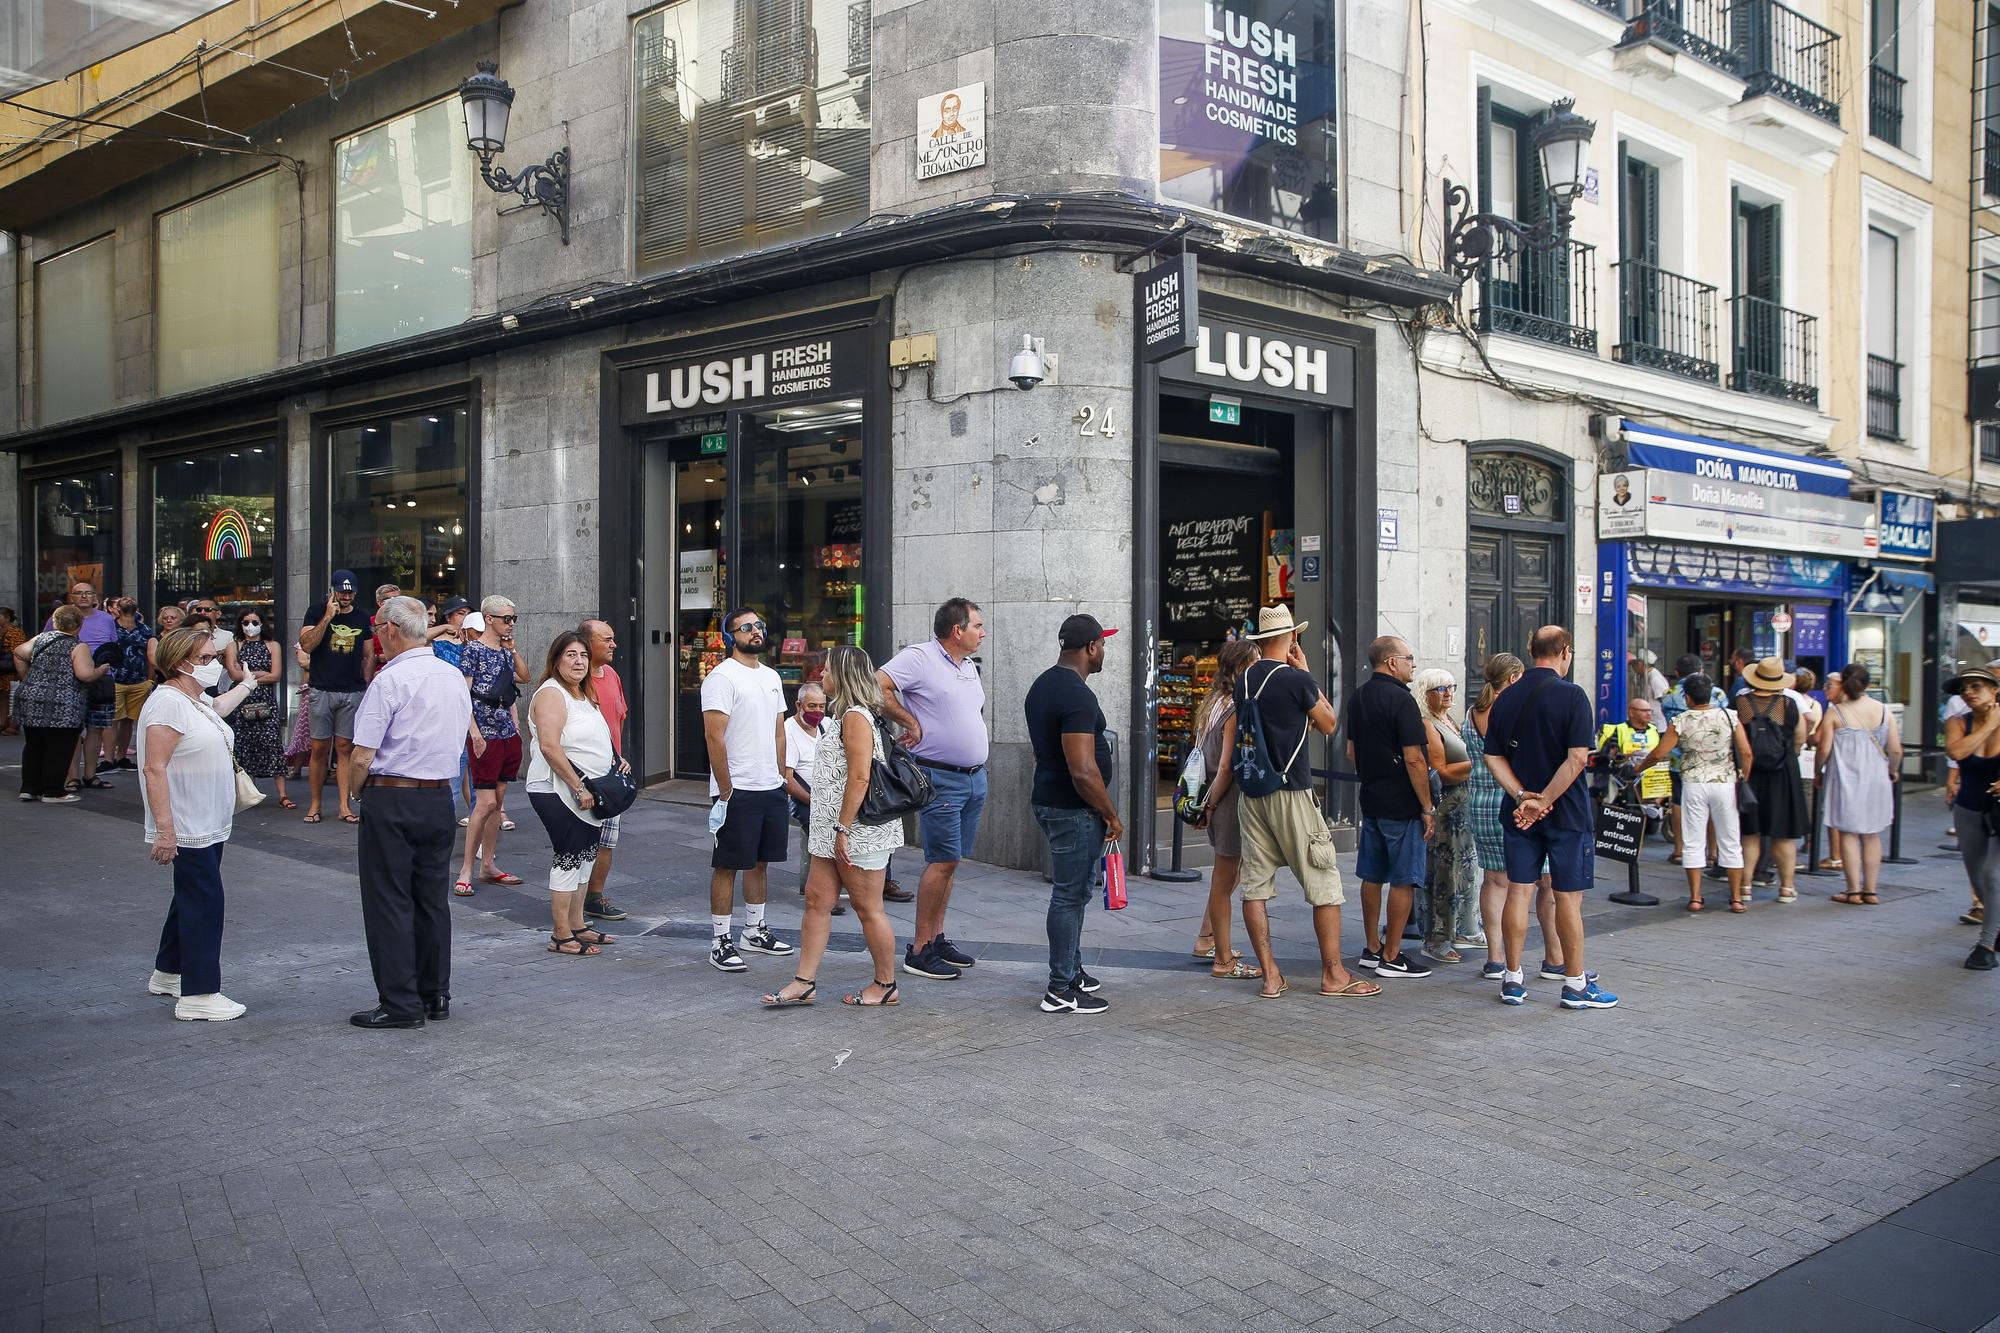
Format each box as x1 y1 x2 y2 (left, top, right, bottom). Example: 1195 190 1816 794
1503 821 1594 892
1356 815 1427 886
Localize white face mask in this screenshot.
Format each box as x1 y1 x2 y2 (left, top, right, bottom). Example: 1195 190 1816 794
186 660 224 689
241 622 262 638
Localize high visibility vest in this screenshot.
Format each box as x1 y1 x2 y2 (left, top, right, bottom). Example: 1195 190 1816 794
1599 723 1672 799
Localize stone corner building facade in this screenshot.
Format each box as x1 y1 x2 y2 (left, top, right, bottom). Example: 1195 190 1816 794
0 0 1454 871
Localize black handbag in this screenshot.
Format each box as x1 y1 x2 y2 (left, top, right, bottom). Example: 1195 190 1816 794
856 713 935 826
582 768 639 821
1735 779 1760 817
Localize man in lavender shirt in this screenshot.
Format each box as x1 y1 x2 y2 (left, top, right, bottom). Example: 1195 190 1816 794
877 597 989 981
345 596 474 1030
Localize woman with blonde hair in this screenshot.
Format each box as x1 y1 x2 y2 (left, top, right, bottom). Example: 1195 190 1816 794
763 645 905 1008
1463 654 1524 978
1189 640 1261 980
1415 667 1476 960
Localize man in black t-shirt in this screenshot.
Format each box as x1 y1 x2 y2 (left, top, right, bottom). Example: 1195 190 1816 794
1234 606 1380 1000
1344 636 1437 979
1482 625 1618 1010
298 569 377 824
1024 614 1124 1014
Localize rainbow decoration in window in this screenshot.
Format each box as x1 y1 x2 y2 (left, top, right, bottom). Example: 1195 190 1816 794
205 508 252 561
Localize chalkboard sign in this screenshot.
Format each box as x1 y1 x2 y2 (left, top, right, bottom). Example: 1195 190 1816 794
1163 513 1260 641
1594 802 1644 864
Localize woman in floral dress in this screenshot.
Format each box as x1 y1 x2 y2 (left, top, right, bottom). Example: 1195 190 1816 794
228 609 292 807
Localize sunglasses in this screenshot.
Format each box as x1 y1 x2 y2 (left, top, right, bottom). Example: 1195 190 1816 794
493 614 518 624
734 620 768 633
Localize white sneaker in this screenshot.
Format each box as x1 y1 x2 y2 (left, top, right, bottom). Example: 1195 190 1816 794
174 993 246 1022
147 970 181 997
42 794 81 804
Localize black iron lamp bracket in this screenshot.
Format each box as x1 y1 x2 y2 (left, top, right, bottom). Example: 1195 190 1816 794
477 122 571 245
1441 178 1567 283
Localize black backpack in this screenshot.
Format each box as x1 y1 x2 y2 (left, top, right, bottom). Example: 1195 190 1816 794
1743 697 1792 773
1232 661 1308 798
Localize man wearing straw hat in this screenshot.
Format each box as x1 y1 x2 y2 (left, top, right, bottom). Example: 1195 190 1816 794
1234 606 1381 1000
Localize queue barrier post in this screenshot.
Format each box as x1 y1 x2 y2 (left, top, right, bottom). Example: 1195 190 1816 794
1801 776 1838 877
1884 764 1919 866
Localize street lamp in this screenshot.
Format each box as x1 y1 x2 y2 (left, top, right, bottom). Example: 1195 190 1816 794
1441 98 1595 281
458 60 571 245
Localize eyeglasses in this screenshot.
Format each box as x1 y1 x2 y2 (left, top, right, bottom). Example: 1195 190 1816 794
1431 685 1456 693
192 653 217 665
1390 653 1415 664
735 620 768 633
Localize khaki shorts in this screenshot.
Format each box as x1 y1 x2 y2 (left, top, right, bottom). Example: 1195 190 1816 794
114 681 152 721
1238 788 1345 907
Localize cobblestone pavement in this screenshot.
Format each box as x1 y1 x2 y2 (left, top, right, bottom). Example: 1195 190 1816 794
2 736 1996 1332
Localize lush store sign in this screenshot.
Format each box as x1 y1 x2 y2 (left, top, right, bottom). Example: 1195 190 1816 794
1159 317 1356 405
618 327 870 424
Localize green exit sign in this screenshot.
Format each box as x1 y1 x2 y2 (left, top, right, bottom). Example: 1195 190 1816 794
700 432 727 455
1209 396 1241 426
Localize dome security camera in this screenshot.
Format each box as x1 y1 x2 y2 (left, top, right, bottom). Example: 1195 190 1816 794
1008 334 1046 390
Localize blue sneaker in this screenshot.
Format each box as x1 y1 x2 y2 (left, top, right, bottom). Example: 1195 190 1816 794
1539 961 1599 982
1481 961 1506 981
1560 980 1619 1010
1498 981 1526 1006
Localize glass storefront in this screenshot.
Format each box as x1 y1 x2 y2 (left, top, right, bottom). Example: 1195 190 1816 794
327 405 470 605
31 467 118 626
151 445 278 623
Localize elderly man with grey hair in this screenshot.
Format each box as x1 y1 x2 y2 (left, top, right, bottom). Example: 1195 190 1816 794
454 594 531 895
347 596 474 1028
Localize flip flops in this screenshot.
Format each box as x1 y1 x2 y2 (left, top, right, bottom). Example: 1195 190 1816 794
452 881 475 897
1319 979 1382 998
1210 960 1264 981
480 870 524 886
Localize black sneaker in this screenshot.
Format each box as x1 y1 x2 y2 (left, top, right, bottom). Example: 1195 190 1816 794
1358 948 1382 970
1374 953 1433 978
1039 986 1109 1014
741 924 794 956
1967 945 1998 972
583 894 627 921
931 936 975 969
116 758 138 771
1075 969 1103 994
95 759 117 775
709 937 747 972
902 943 960 980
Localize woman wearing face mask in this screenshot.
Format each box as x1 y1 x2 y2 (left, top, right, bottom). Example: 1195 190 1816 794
228 608 292 808
138 627 258 1020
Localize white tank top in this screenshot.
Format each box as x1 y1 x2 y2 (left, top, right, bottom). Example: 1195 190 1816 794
525 679 615 824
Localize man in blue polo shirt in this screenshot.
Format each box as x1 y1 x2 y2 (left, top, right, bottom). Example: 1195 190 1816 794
1481 626 1618 1010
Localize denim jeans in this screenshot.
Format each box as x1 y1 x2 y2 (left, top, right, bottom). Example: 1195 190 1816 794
1034 803 1106 991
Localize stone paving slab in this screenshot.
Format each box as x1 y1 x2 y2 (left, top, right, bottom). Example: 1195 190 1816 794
0 734 1996 1332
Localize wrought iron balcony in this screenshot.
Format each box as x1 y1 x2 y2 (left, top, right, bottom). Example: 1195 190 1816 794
1981 420 2000 467
848 1 871 74
1728 295 1817 404
1624 0 1740 74
1739 0 1841 124
1867 353 1903 440
1477 236 1599 354
1985 127 2000 197
1614 260 1719 383
1869 63 1906 146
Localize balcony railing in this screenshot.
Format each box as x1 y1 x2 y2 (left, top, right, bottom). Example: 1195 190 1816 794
848 0 871 74
1624 0 1741 74
1869 63 1906 146
1867 354 1903 440
1478 236 1599 353
1728 295 1817 404
1739 0 1842 124
1614 260 1720 382
1985 126 2000 197
1981 421 2000 466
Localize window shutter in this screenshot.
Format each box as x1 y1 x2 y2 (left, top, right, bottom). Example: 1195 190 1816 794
1753 205 1781 305
635 22 691 270
1523 110 1548 224
1476 86 1493 213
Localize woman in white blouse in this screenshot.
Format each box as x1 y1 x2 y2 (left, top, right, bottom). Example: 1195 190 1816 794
763 646 904 1009
140 626 258 1021
526 632 628 956
1636 674 1752 912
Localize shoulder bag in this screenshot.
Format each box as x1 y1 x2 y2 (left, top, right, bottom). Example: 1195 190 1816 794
189 699 266 813
581 768 639 821
856 710 935 826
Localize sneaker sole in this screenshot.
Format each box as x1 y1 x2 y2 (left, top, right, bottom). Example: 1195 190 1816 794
173 1010 244 1021
1560 995 1619 1009
584 910 628 921
1373 966 1432 978
740 941 794 955
147 987 179 997
709 956 748 972
1498 993 1526 1006
902 962 960 980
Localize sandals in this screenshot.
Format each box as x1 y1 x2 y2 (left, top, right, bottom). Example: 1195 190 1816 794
1861 893 1881 905
1319 979 1382 997
80 777 112 790
1210 959 1264 981
452 881 475 897
1777 888 1798 904
500 818 517 831
1730 899 1748 914
480 870 524 886
1191 944 1218 962
277 798 298 810
1687 897 1704 913
762 976 818 1008
842 979 900 1007
301 812 323 824
1831 892 1865 905
339 812 360 824
548 934 600 956
571 926 615 945
1258 980 1291 1000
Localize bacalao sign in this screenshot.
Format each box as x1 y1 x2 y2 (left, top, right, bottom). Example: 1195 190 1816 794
1160 317 1356 406
617 327 871 424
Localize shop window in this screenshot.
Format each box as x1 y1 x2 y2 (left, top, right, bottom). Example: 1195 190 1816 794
630 0 872 274
326 406 471 605
31 468 118 627
151 446 278 622
333 100 475 354
735 398 865 694
36 235 115 424
157 172 281 396
1158 0 1338 239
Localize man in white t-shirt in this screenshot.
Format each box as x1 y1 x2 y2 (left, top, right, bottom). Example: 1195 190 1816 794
699 606 796 972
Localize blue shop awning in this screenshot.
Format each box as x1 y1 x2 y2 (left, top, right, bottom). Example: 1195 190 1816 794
1620 419 1852 497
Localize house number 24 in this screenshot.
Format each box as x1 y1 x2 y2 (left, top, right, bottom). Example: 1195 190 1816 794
1074 405 1117 437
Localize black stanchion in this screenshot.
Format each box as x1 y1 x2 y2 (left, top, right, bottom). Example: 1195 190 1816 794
1885 774 1919 866
1148 812 1202 883
1801 776 1837 877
